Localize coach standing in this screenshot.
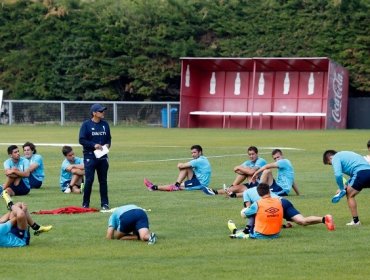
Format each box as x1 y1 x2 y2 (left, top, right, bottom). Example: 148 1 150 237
79 103 112 210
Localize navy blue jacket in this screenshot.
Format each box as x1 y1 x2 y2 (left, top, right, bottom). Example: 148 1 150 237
79 119 112 158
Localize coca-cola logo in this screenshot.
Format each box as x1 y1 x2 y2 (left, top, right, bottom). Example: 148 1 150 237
331 72 344 123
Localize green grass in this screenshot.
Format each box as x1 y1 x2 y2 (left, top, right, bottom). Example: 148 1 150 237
0 126 369 279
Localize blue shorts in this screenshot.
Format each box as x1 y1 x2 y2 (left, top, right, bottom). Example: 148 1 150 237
29 175 42 189
350 170 370 191
184 176 203 191
10 225 30 246
119 209 149 235
281 198 300 221
243 181 259 189
10 180 30 196
270 180 288 196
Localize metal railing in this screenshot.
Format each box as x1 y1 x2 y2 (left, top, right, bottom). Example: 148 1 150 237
0 100 180 127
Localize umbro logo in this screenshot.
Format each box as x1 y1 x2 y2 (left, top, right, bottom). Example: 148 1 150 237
265 207 280 214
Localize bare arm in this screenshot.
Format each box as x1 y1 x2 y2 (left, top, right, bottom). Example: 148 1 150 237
28 163 39 173
177 162 191 169
106 227 114 239
234 165 257 176
251 162 278 181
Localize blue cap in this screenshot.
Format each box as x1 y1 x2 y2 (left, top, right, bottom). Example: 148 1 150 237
90 104 107 113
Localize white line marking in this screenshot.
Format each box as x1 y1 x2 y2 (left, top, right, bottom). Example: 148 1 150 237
0 143 81 147
134 147 304 163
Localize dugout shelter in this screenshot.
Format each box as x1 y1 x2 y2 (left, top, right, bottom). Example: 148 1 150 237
179 57 349 129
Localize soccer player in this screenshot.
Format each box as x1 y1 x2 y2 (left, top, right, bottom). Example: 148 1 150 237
212 146 266 197
0 187 52 247
251 149 300 196
106 204 156 245
364 140 370 164
323 150 370 226
60 146 85 194
229 184 335 238
79 104 112 210
22 142 45 189
143 145 214 195
238 183 283 239
3 145 31 196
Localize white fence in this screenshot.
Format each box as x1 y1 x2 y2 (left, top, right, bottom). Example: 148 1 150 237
0 100 180 128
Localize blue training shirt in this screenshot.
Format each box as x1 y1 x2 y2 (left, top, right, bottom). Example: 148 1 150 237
3 157 31 189
276 158 295 195
0 221 29 247
332 151 370 191
243 186 279 204
189 155 212 187
108 205 142 230
241 157 267 169
28 154 45 182
79 119 112 158
59 157 83 190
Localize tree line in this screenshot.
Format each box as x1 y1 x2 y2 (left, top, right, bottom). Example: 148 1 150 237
0 0 368 101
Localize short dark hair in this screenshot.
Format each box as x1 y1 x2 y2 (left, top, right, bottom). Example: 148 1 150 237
191 145 203 153
23 142 37 154
7 145 18 155
247 146 258 154
367 140 370 149
257 183 270 197
323 150 337 164
62 145 73 156
272 149 282 156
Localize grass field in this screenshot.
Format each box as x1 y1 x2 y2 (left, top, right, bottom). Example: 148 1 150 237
0 126 369 280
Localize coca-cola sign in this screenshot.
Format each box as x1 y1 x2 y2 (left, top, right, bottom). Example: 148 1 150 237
331 72 344 123
327 60 348 129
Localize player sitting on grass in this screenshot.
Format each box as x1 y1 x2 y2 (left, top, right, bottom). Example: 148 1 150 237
106 204 156 245
251 149 300 196
60 146 85 194
228 184 335 239
211 146 267 198
144 144 215 195
0 187 52 247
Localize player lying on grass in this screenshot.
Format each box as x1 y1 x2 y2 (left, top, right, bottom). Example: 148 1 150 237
106 204 156 245
227 183 335 239
323 149 370 226
0 187 52 247
144 144 215 195
211 146 267 198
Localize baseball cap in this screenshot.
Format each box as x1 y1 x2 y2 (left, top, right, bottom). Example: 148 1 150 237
90 104 107 113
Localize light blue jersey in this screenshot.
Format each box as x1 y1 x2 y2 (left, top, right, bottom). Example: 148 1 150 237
241 157 267 169
189 155 211 187
243 186 279 204
332 151 370 191
3 157 30 189
108 204 142 230
59 157 83 191
0 221 29 247
28 154 45 182
276 159 295 194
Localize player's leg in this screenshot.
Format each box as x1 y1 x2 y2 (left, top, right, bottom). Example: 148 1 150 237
259 169 274 186
96 158 109 208
16 202 53 235
82 157 96 207
346 186 360 223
